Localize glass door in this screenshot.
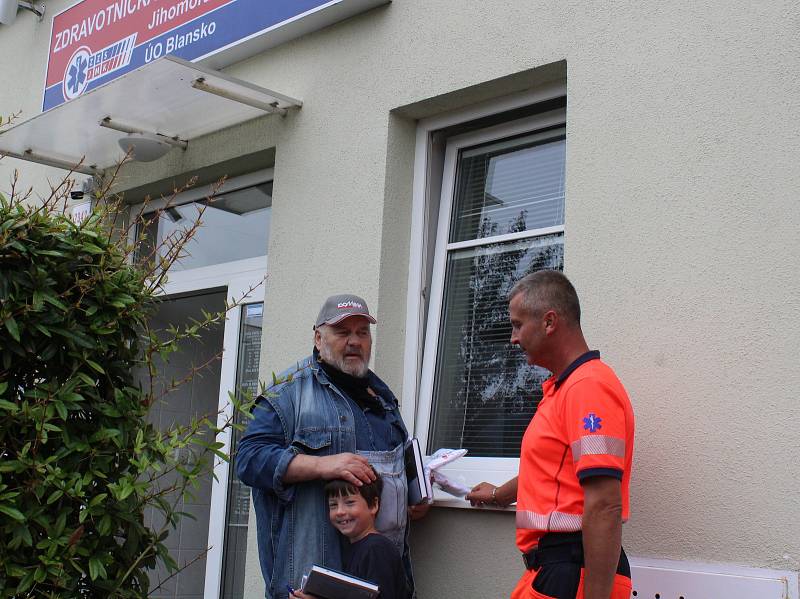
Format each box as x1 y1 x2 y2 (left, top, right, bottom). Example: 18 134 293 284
145 291 227 599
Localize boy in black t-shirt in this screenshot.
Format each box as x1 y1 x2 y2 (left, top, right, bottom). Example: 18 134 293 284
291 468 409 599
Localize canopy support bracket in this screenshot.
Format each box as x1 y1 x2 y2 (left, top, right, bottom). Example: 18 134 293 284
100 117 188 150
0 148 98 176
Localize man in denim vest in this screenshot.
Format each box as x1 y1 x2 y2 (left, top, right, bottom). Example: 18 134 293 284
237 294 425 598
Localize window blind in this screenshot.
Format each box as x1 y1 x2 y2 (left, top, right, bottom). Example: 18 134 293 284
450 130 566 243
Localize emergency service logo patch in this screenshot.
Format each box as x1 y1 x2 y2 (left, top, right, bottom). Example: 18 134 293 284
64 47 91 100
582 413 602 433
61 34 137 102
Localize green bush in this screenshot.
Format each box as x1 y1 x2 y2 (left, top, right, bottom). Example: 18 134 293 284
0 194 251 597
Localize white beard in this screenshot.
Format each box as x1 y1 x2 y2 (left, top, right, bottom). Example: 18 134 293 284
319 343 369 378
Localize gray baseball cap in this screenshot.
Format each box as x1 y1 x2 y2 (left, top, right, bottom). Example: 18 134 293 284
314 294 377 329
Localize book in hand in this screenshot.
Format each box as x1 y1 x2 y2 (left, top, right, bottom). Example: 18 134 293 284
404 437 432 505
301 564 379 599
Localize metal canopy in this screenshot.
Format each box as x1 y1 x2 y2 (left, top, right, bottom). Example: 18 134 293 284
0 56 301 175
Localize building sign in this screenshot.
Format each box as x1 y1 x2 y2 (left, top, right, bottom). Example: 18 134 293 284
44 0 385 111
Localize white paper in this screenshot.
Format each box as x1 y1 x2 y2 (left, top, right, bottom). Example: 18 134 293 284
431 470 472 498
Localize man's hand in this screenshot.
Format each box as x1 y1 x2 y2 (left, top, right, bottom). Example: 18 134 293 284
466 482 496 506
316 453 376 485
581 476 623 599
408 501 431 520
284 452 376 486
466 477 518 507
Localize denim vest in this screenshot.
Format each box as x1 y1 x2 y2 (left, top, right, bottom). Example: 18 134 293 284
249 355 409 599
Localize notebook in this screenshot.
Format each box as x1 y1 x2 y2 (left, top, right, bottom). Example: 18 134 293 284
404 437 432 505
301 564 379 599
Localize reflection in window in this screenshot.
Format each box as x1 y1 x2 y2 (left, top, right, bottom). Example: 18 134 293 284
137 182 272 271
428 129 565 458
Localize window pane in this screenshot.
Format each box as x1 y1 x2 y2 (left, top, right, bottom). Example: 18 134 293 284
428 234 563 457
137 182 271 271
450 130 565 243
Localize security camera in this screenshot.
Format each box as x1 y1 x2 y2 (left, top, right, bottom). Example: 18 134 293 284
70 177 97 201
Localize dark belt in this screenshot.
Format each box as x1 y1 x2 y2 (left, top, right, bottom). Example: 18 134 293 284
522 532 631 579
522 533 584 570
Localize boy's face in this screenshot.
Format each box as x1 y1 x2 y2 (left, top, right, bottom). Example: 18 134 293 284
328 491 379 543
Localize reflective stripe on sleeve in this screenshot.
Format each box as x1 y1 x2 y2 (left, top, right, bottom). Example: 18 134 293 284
516 509 629 532
570 435 625 462
516 509 583 531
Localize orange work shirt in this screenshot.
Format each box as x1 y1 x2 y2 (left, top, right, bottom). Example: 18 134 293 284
516 351 634 553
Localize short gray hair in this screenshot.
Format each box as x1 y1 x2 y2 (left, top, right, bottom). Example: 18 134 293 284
508 270 581 325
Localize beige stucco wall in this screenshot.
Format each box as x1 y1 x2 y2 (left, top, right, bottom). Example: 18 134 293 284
1 1 798 598
0 4 75 200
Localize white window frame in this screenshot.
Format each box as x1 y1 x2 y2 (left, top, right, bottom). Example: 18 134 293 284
402 85 566 508
129 170 271 595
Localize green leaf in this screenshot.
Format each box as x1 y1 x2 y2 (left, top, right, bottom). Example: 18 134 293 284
85 360 105 374
0 505 26 522
76 372 96 386
6 563 26 577
54 511 67 536
88 493 107 507
88 556 106 581
46 489 64 505
9 523 32 550
33 323 52 337
54 401 68 421
43 294 68 311
63 392 85 404
97 514 112 536
5 316 20 342
0 399 18 413
16 569 35 593
18 524 33 547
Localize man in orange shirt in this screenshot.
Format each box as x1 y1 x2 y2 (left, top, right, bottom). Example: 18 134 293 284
467 271 634 599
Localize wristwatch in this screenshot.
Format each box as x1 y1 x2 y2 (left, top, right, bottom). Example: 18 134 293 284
491 486 498 506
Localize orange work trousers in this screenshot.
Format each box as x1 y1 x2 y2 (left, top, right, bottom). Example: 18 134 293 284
510 567 632 599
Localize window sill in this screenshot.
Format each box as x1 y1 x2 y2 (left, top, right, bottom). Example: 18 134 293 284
429 489 517 511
